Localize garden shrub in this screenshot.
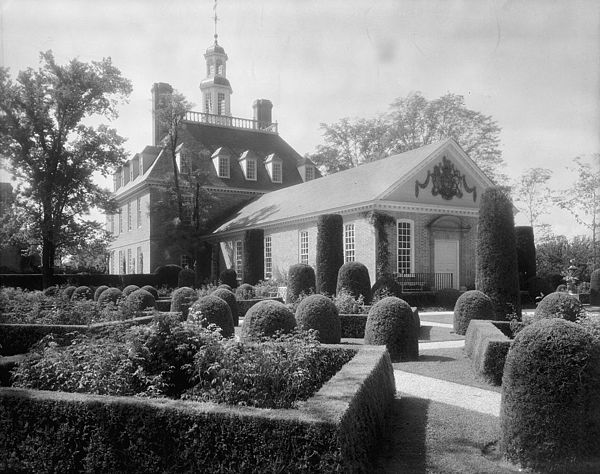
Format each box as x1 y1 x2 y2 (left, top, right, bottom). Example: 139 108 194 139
464 320 511 385
316 214 344 295
364 297 419 361
219 268 238 288
295 294 341 343
515 226 536 289
286 263 316 304
211 287 239 326
188 295 234 338
217 284 232 291
500 319 600 472
42 286 60 297
591 268 600 305
533 291 584 322
453 290 494 335
371 274 401 300
241 299 296 341
333 289 366 315
526 275 551 302
434 288 461 310
62 285 77 300
71 285 93 301
235 283 256 300
97 287 123 308
169 287 198 319
125 289 156 312
141 285 159 300
93 285 110 301
336 261 372 304
242 228 264 285
122 285 140 297
555 284 567 292
177 268 196 288
154 264 183 288
475 187 521 320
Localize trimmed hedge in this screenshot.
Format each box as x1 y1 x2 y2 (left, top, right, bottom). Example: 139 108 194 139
286 264 316 304
515 226 536 289
62 285 77 299
219 269 238 289
591 268 600 306
453 290 494 335
237 297 284 319
212 288 239 326
97 287 122 308
434 288 461 310
295 294 341 343
178 268 196 289
0 345 394 473
464 320 511 385
71 285 93 300
236 283 256 300
241 300 296 341
154 264 183 288
93 285 110 301
141 285 159 300
170 287 198 319
475 187 521 320
526 275 552 302
188 295 234 338
242 229 264 285
533 291 584 322
336 262 372 304
316 214 344 296
122 285 140 297
125 289 156 312
500 319 600 472
371 274 401 300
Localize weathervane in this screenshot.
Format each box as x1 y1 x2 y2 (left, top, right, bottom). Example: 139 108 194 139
213 0 219 42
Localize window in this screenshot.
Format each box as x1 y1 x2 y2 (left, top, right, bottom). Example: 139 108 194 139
299 231 309 264
130 163 134 182
127 201 132 231
344 224 355 262
137 197 142 228
118 208 123 234
110 251 115 274
246 158 257 180
119 250 124 275
234 240 243 281
217 93 226 115
272 161 282 183
209 64 215 76
216 62 224 75
204 92 212 114
127 248 133 274
137 247 143 274
305 166 315 181
397 220 414 274
264 236 272 279
218 156 230 178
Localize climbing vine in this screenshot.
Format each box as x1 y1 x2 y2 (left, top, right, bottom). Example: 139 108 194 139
364 211 395 278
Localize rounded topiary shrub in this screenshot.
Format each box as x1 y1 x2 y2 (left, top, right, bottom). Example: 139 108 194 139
122 285 140 297
295 294 341 343
141 285 159 300
212 287 239 326
526 275 552 302
43 286 60 297
371 274 401 300
533 291 584 322
188 295 234 337
93 285 110 301
555 284 567 293
219 268 238 289
286 263 316 304
316 214 344 296
71 285 93 300
62 285 77 299
154 264 183 288
178 268 196 288
364 296 419 361
126 288 156 312
500 319 600 472
170 287 198 319
236 283 256 300
515 226 536 288
241 299 296 341
590 268 600 305
336 261 372 304
218 284 232 291
453 290 494 335
97 287 122 307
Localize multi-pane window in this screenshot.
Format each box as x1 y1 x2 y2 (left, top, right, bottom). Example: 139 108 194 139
127 248 133 274
204 92 212 114
246 158 257 180
137 197 142 228
137 247 143 274
272 161 282 183
217 93 225 115
305 166 314 181
234 240 243 281
344 224 355 262
397 220 413 274
119 208 123 234
119 250 124 275
264 236 272 279
299 231 309 265
217 62 224 75
218 156 230 178
127 201 132 231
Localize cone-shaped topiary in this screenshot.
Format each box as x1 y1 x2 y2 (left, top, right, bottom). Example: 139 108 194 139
62 285 77 299
241 299 296 341
242 228 264 285
178 268 196 288
170 287 198 319
371 274 401 300
236 283 256 300
364 296 419 361
188 295 234 337
212 287 239 326
515 226 536 289
295 294 341 343
336 261 372 304
500 319 600 472
475 187 521 320
533 291 584 322
141 285 159 300
97 287 122 307
71 286 93 300
219 268 238 288
154 264 183 288
126 288 156 312
453 290 494 335
316 214 344 296
286 263 316 304
93 285 110 301
591 268 600 305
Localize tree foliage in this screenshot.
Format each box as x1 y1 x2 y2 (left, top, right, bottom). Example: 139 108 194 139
536 233 595 283
512 167 553 232
0 51 132 285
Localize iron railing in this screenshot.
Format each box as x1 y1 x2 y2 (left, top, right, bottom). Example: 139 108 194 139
184 111 278 134
393 272 454 292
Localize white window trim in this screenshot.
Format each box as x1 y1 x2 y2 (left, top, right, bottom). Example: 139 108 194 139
264 235 272 279
344 223 355 263
218 155 230 178
396 219 415 274
245 158 257 181
299 231 309 264
272 161 282 183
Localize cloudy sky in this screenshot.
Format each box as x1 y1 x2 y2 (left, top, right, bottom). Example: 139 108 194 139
1 0 599 236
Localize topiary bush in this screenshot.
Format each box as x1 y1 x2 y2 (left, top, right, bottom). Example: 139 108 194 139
188 295 234 338
125 288 156 312
500 318 600 472
295 294 341 343
97 287 123 307
364 297 419 361
434 288 461 310
555 284 567 293
43 286 60 297
170 287 199 319
242 228 264 285
154 264 183 288
236 283 256 300
336 262 372 305
178 268 196 288
526 275 551 302
218 284 232 292
241 299 296 341
371 274 401 300
62 285 77 300
122 285 140 297
591 268 600 306
515 226 536 289
93 285 110 301
219 268 238 289
71 286 93 301
141 285 159 300
316 214 344 296
453 290 494 335
212 287 239 326
533 291 585 322
475 187 521 320
286 263 316 304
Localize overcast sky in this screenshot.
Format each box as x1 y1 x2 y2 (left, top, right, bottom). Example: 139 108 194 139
1 0 599 237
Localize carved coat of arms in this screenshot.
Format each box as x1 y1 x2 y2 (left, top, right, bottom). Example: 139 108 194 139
415 156 477 202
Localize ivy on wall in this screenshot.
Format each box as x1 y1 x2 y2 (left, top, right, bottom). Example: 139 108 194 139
364 211 395 278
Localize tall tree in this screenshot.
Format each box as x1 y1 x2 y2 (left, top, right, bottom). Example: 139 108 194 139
512 167 554 235
0 51 132 286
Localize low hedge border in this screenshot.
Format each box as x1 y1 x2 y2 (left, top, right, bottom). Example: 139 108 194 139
0 274 161 291
464 319 512 385
237 297 284 319
0 345 394 473
340 308 420 339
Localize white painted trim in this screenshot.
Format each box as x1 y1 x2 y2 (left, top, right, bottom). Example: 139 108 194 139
396 218 415 274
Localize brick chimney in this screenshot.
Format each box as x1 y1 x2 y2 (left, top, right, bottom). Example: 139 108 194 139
252 99 273 130
151 82 173 146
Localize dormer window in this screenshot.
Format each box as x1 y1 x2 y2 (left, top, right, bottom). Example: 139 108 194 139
305 165 315 181
272 161 282 183
265 153 283 183
239 150 258 181
212 147 231 179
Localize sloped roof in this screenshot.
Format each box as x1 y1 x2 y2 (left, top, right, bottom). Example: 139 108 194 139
213 139 458 234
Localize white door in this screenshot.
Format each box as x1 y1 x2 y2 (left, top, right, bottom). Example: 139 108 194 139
434 239 459 290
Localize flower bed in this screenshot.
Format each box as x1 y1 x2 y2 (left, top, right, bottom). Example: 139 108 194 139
464 319 511 385
0 345 394 472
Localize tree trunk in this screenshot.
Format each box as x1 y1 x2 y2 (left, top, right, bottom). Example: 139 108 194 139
42 234 55 289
